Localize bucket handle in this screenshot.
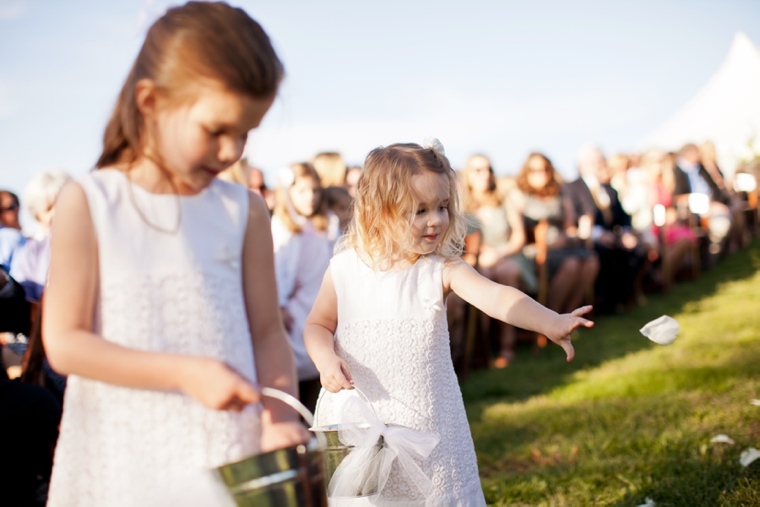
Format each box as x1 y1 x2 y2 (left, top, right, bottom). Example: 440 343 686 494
313 385 380 428
261 387 327 449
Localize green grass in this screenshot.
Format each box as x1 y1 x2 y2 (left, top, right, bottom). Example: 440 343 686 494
463 238 760 506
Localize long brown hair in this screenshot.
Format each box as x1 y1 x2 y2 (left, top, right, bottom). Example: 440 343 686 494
516 152 562 198
97 2 283 169
461 154 502 210
274 163 329 234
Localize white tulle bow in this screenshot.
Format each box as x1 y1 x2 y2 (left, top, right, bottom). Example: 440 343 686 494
327 392 439 503
422 137 445 157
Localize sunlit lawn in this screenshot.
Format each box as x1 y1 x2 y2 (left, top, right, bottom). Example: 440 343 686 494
463 238 760 506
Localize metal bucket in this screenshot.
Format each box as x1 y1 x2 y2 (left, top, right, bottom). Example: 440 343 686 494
309 388 384 497
215 388 328 507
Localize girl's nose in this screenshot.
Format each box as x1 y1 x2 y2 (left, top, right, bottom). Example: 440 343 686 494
428 210 441 226
218 136 246 164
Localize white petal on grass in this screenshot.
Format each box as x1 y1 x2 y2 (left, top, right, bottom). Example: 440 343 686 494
639 315 680 345
710 434 735 445
636 498 656 507
750 399 760 406
740 448 760 467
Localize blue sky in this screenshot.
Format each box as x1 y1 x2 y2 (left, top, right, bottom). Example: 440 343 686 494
2 0 760 219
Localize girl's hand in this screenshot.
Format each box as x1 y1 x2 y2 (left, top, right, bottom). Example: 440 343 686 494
546 306 594 362
180 357 260 411
320 356 353 393
260 420 312 453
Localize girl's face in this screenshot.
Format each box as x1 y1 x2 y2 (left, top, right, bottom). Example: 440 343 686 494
410 171 450 255
289 176 321 217
467 156 492 193
149 82 274 194
526 155 551 190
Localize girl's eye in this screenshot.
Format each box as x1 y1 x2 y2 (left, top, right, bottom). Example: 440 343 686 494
416 208 426 216
438 205 448 211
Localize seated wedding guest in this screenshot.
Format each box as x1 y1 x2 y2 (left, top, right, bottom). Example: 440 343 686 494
272 163 332 412
11 170 72 301
701 141 748 250
324 185 352 238
461 154 536 367
511 153 599 314
312 151 346 188
673 143 733 253
566 145 646 312
0 190 23 271
0 190 21 230
344 165 362 197
639 150 698 276
248 165 276 212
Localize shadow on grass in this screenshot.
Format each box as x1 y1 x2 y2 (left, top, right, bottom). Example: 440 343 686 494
461 238 760 413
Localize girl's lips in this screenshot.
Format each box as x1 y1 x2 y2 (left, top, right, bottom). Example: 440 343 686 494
201 166 222 176
423 234 439 241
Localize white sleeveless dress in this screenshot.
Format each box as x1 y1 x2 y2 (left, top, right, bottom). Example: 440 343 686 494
315 249 486 507
47 170 259 507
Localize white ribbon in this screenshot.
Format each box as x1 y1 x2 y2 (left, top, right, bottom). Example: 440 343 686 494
327 393 439 503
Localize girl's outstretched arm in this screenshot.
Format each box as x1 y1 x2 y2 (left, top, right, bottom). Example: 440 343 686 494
304 268 353 393
243 192 309 450
443 257 593 361
43 182 259 410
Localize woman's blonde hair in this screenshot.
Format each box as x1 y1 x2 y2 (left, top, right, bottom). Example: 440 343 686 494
274 162 329 233
341 143 467 266
311 152 347 188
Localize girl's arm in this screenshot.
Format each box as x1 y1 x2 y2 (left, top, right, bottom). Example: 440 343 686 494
443 257 593 361
43 182 258 410
243 192 309 449
303 267 353 393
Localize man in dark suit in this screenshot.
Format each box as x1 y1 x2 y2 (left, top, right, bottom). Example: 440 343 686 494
673 143 733 254
565 145 645 313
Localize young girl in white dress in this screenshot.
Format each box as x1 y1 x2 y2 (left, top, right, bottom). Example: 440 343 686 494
42 4 308 506
272 162 334 412
305 140 593 506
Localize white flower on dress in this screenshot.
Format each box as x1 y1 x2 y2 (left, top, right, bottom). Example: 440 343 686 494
215 245 241 270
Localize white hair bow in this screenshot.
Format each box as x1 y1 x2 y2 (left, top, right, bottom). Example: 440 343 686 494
422 137 445 157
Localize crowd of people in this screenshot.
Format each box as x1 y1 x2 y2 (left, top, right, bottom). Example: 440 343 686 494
2 140 758 399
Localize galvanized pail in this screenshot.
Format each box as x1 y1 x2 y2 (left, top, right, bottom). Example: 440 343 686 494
309 388 384 497
215 388 328 507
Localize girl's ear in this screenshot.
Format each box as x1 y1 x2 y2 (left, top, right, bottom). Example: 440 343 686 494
134 78 159 119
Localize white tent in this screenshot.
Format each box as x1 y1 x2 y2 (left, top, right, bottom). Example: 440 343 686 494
640 32 760 176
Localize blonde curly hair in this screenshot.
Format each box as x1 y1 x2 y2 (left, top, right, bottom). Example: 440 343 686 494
340 142 467 267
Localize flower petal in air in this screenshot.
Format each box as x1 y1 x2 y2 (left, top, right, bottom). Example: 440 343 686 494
639 315 679 345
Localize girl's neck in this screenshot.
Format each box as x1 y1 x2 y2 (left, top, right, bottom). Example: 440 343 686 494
358 249 421 272
121 157 200 196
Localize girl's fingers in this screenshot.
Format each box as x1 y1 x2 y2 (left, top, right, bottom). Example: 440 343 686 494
560 339 575 362
237 381 260 405
571 305 593 317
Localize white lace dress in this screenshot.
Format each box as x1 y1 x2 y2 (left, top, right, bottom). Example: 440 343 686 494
315 249 486 507
47 170 259 507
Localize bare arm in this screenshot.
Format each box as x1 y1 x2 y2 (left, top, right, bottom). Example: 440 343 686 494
500 204 526 256
443 257 592 361
304 267 353 392
43 182 257 409
243 193 298 407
